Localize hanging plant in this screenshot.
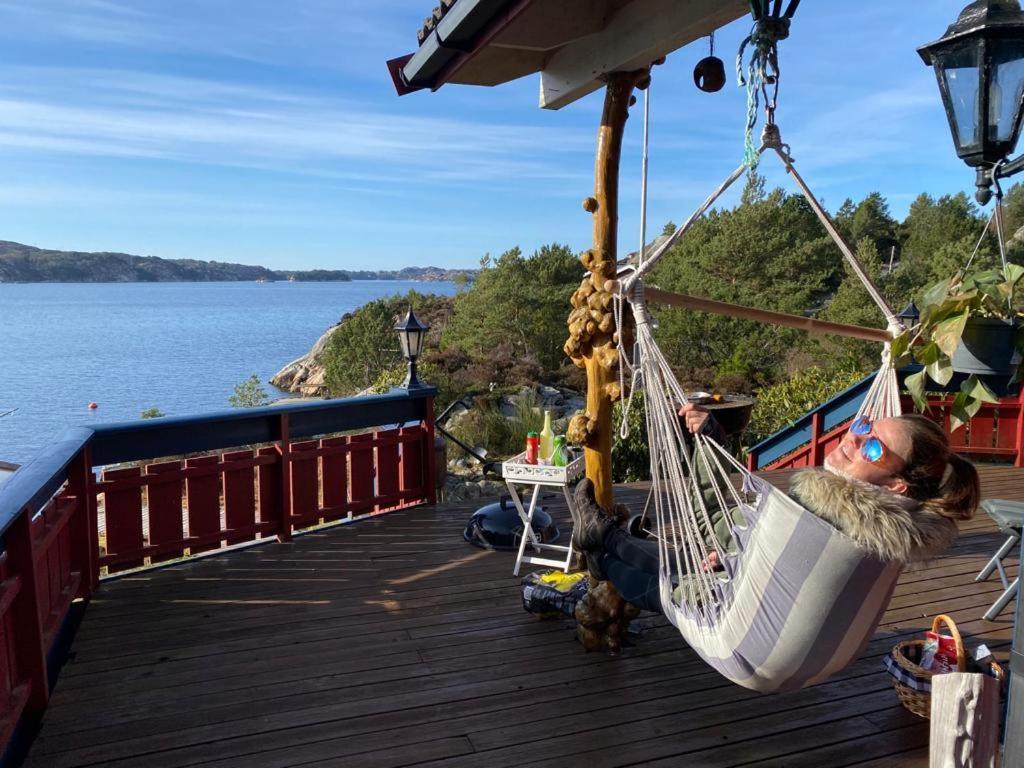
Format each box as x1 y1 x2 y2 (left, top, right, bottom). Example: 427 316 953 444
891 263 1024 431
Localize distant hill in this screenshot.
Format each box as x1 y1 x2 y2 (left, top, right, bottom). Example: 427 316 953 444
0 241 475 283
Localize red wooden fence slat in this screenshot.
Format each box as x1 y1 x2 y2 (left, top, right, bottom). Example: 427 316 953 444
996 403 1020 451
375 430 400 512
968 406 996 450
146 461 185 564
400 426 424 500
102 466 145 570
257 447 282 536
222 450 257 545
321 437 349 523
186 456 221 555
349 433 375 516
289 441 320 526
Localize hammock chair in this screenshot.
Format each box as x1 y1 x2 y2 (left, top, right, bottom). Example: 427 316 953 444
609 24 910 691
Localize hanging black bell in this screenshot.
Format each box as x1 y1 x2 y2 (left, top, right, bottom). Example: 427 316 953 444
693 56 726 92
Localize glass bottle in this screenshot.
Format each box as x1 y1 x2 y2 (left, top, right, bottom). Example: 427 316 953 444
552 435 568 467
539 410 554 460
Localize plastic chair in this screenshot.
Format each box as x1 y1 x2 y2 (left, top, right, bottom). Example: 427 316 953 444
976 499 1023 621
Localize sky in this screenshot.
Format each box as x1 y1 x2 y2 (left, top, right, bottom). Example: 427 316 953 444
0 0 988 270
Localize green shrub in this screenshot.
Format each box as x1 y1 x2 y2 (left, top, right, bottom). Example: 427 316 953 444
229 375 269 408
140 407 165 419
611 391 649 483
446 389 547 460
744 366 869 446
322 291 454 397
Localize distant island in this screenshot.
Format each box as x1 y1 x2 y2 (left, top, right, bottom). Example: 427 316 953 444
0 241 476 283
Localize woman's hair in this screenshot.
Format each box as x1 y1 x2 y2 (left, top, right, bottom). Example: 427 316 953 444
897 414 980 521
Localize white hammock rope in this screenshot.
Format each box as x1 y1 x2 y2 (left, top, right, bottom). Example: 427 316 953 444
607 112 906 670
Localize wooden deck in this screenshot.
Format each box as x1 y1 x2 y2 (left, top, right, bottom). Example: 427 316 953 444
25 466 1022 768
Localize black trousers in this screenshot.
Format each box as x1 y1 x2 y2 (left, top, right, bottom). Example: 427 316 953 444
599 528 669 614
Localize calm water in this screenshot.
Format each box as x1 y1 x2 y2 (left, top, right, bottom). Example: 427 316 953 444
0 281 456 464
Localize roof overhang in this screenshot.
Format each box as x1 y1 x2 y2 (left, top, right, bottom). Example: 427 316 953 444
388 0 749 109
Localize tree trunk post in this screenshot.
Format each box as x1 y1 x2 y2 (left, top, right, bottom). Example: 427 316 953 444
566 69 648 654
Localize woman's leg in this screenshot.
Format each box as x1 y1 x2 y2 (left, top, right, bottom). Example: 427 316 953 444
599 551 663 613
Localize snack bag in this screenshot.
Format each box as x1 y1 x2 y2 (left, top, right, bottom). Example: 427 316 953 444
920 630 958 673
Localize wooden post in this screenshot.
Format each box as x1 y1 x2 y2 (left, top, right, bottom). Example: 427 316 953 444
566 70 648 654
565 69 648 511
810 413 825 467
7 509 49 712
423 395 438 505
929 672 1000 767
67 447 99 598
1015 386 1024 468
1005 582 1024 768
277 414 293 543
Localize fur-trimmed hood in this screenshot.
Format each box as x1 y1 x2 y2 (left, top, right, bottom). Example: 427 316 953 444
789 468 958 564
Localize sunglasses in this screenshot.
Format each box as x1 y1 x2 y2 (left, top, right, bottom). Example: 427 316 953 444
849 416 887 464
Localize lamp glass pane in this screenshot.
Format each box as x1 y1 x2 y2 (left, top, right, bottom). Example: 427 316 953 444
398 330 412 359
991 40 1024 142
943 62 982 151
406 330 424 358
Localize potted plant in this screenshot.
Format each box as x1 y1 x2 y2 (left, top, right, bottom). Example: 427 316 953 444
892 264 1023 430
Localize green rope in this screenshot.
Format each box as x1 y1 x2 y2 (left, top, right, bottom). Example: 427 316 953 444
735 12 793 168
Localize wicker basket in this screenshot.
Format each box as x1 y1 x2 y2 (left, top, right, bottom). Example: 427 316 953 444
887 614 1004 719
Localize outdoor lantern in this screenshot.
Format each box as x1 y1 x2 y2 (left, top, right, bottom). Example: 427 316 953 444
395 307 430 389
919 0 1024 203
897 300 921 326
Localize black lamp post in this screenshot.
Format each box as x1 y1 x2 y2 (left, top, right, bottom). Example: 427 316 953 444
395 307 430 390
919 0 1024 204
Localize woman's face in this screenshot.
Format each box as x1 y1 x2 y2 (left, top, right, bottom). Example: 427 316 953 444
824 417 912 494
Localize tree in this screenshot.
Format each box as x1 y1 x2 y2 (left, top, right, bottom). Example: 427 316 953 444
816 238 890 371
662 221 677 237
898 192 986 291
322 291 454 397
649 179 840 387
140 407 165 419
229 375 269 408
442 243 580 376
849 192 898 257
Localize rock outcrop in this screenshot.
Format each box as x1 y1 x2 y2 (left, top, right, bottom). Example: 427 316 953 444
270 324 340 396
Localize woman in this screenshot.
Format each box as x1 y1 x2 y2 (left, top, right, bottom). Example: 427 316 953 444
572 404 981 614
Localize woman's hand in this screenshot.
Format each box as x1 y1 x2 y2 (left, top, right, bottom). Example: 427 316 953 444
678 404 711 435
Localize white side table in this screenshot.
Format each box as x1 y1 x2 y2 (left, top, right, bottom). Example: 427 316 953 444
502 452 585 576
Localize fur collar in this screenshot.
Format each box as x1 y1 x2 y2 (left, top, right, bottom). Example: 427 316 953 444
789 468 958 564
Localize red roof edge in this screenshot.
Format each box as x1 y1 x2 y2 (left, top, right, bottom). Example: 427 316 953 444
388 0 536 97
386 54 422 97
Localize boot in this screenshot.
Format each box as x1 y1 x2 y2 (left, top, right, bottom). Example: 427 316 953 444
572 478 616 553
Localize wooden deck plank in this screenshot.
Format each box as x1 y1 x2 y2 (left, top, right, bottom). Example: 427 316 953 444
25 467 1020 767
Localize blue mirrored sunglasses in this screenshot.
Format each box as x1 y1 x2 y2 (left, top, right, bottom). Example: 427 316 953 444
849 416 886 463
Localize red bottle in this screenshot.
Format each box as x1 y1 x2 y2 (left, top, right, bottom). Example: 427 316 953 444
525 432 540 464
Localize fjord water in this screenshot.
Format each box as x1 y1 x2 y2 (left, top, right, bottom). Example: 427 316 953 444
0 281 456 464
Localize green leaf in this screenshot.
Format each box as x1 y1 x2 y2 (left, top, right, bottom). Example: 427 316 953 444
926 356 954 386
915 341 942 366
922 277 952 308
949 391 970 433
960 374 1000 404
889 332 913 368
1004 263 1024 287
905 370 928 412
932 311 969 357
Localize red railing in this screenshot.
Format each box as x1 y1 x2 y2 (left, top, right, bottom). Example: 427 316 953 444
95 423 434 575
758 389 1024 471
0 388 437 761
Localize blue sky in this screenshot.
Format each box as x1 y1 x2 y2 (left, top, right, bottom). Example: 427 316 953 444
0 1 984 270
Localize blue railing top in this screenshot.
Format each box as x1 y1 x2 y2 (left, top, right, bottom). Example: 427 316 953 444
0 386 436 538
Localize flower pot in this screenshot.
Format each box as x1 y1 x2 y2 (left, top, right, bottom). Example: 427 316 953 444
951 318 1019 376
